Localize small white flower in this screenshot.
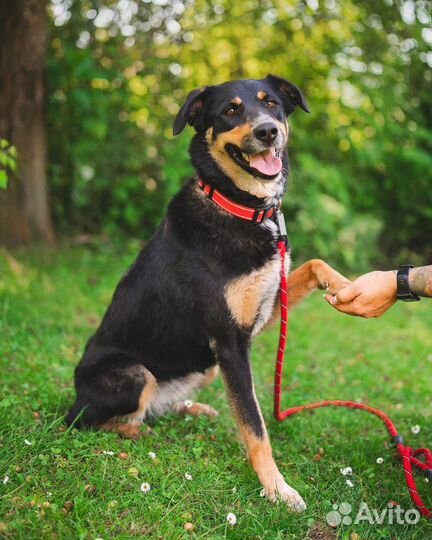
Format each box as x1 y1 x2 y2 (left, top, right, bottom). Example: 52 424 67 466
148 451 156 459
411 425 421 435
425 477 430 483
259 488 266 497
376 457 384 464
226 512 237 526
184 400 193 409
184 472 193 481
3 475 9 485
140 482 151 493
103 451 114 456
24 439 32 446
346 479 354 488
340 467 352 476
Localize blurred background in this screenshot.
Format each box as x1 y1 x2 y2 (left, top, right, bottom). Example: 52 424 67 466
0 0 431 272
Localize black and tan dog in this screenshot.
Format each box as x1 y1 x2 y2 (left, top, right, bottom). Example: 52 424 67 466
67 75 349 511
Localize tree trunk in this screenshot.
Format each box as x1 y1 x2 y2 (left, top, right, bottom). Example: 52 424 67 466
0 0 55 246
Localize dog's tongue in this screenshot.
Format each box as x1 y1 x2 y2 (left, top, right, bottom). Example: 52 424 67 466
249 149 282 176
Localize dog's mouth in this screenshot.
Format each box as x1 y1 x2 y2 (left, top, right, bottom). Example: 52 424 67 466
226 144 282 180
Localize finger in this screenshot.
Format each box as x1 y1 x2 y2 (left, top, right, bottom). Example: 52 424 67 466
324 293 338 305
333 285 359 305
324 297 361 316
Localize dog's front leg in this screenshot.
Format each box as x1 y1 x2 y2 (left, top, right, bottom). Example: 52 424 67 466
264 258 351 331
216 337 306 512
287 258 351 308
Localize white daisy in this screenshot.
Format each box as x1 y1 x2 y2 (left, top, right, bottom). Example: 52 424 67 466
184 472 193 481
346 479 354 488
184 400 193 409
340 467 352 476
103 451 114 456
24 439 32 446
226 512 237 526
148 451 156 459
376 457 384 464
140 482 151 493
411 425 421 435
3 475 9 485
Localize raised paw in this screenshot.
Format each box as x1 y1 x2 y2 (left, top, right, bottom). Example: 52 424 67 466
262 479 307 512
313 261 351 296
172 401 219 417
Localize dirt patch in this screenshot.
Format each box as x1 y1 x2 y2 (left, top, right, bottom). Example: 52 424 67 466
308 521 337 540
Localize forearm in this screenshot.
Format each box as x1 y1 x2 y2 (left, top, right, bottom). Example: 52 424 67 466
408 265 432 298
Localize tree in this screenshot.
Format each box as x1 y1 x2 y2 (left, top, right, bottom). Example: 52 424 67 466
0 0 54 246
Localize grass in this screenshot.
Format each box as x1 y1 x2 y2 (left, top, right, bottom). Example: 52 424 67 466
0 244 431 540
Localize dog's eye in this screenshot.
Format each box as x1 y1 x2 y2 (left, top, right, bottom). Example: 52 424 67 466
266 100 277 109
225 107 238 116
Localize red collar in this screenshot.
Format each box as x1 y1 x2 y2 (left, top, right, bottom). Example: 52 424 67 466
198 179 277 223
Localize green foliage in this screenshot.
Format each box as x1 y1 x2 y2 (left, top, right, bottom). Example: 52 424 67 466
47 0 432 270
1 247 432 538
0 138 17 189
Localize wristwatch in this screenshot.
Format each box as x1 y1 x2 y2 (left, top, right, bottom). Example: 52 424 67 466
396 265 421 302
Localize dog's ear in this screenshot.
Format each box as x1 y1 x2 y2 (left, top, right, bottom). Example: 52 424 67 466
173 87 209 135
265 74 310 115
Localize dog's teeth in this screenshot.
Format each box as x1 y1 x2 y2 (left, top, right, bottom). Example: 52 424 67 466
241 152 249 162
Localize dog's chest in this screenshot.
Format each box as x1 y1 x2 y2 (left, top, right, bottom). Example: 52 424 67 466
224 252 290 336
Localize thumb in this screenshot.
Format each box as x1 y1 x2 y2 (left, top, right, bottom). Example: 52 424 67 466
326 285 358 305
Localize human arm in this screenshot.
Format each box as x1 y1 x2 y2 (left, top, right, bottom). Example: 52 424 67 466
324 265 432 318
408 265 432 298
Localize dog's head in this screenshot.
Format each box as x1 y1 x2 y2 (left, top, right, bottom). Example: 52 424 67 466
173 75 309 199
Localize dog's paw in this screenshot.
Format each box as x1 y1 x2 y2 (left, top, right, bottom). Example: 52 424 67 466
172 401 219 417
190 403 219 417
321 271 351 297
262 481 307 512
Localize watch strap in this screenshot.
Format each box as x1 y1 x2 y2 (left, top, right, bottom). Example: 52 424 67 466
396 265 421 302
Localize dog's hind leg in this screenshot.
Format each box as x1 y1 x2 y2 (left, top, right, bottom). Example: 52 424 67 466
171 365 219 416
99 368 157 439
171 401 219 417
175 365 219 416
67 358 157 439
147 367 220 418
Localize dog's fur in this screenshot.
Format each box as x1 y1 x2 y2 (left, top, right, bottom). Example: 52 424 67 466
67 75 349 511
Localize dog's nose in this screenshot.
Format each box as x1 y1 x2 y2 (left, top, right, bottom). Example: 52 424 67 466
253 122 278 144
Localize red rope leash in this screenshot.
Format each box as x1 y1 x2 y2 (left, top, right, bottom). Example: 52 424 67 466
274 239 432 518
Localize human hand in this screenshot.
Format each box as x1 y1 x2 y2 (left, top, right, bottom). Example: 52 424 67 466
324 270 397 318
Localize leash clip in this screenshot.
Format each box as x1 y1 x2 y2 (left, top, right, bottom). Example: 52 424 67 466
275 209 288 245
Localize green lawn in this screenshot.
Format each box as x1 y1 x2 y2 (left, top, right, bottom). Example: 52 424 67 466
1 245 431 540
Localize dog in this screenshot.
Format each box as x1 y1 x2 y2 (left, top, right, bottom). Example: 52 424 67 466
67 75 350 511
